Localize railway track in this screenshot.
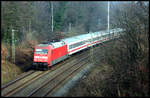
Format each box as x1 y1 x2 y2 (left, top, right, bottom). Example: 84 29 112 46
28 56 89 97
1 43 106 97
1 46 90 95
1 51 87 96
1 70 35 89
44 53 103 97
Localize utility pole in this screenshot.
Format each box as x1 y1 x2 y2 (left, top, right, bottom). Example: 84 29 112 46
90 31 94 64
108 1 110 39
12 29 17 63
51 1 54 32
29 20 31 33
69 23 71 31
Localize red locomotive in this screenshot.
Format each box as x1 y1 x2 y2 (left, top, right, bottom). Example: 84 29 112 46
33 41 68 69
33 28 123 70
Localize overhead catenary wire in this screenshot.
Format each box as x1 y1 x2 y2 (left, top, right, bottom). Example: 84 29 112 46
90 31 94 64
51 1 54 32
108 1 110 39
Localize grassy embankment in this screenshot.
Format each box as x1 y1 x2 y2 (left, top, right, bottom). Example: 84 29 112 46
1 40 38 85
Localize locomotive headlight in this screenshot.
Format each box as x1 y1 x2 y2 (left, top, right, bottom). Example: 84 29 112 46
41 56 48 59
36 49 42 51
34 56 40 58
34 56 48 59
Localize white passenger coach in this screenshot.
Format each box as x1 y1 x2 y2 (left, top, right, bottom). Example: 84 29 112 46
62 28 123 55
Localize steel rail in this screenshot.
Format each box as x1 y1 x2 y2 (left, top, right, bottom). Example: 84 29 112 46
5 49 90 97
1 70 35 89
29 49 101 97
44 60 89 97
2 50 87 97
46 53 105 96
2 41 106 97
2 46 87 95
27 55 89 97
3 71 49 96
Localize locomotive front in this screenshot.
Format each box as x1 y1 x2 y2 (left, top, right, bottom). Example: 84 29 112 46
33 43 52 70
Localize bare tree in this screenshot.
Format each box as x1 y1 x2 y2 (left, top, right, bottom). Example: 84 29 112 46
100 1 149 96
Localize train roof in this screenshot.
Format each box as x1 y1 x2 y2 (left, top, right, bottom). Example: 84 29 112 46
62 33 90 44
36 28 124 47
62 31 103 44
62 28 123 44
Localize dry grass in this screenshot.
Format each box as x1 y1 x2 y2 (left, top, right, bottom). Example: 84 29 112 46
66 61 113 97
1 59 22 85
1 40 38 85
1 43 9 60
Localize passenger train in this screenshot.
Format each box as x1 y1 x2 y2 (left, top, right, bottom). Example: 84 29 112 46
33 28 123 70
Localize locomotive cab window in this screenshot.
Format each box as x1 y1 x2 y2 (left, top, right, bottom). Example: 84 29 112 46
35 49 48 54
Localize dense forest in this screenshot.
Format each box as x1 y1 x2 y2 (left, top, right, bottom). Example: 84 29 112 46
1 1 109 43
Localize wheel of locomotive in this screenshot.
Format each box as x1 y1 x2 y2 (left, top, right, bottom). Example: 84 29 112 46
43 66 48 71
47 66 50 70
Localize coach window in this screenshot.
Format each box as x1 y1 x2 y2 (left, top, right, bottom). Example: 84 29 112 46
69 45 73 49
86 39 88 42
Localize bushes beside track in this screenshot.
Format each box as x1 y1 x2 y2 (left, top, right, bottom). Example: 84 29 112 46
66 36 149 97
1 40 38 85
